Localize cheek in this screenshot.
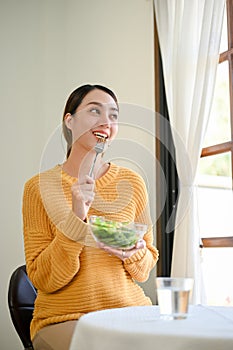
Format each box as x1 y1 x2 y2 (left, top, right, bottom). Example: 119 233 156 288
111 123 118 137
72 117 92 139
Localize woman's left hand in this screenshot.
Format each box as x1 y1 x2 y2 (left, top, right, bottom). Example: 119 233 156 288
97 239 146 261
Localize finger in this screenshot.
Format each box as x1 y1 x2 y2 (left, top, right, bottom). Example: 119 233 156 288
78 174 95 185
85 175 95 184
135 239 146 249
78 179 95 193
71 185 95 203
85 193 95 205
72 181 95 194
99 245 119 256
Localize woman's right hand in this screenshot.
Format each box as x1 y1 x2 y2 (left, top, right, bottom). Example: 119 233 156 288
71 175 95 220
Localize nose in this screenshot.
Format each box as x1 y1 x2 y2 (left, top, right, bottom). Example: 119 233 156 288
99 111 111 126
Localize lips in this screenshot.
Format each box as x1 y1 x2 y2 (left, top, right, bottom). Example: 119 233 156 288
92 130 109 140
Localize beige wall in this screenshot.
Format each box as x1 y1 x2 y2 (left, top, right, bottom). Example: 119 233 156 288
0 1 155 348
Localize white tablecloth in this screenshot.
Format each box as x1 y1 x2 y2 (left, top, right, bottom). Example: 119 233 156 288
69 305 233 350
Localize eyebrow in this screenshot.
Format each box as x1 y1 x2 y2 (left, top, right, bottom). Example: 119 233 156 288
86 101 119 112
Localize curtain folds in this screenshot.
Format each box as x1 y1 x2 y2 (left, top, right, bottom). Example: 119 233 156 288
154 0 225 303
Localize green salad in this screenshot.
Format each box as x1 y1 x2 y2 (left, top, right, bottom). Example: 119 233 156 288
90 216 143 249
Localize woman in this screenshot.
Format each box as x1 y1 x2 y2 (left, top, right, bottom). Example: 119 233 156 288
23 84 159 350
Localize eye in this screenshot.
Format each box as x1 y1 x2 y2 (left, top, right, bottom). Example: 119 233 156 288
110 113 119 121
90 108 101 115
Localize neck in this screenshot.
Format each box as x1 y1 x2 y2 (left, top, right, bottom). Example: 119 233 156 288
62 146 107 179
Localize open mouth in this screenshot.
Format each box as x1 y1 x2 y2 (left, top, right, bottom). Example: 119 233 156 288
93 131 108 141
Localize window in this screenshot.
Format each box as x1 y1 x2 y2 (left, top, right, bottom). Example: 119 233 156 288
197 0 233 306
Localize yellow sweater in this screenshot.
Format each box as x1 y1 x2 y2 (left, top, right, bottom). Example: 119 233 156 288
23 163 159 340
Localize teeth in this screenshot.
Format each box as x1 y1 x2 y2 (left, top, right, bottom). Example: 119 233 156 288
93 132 107 140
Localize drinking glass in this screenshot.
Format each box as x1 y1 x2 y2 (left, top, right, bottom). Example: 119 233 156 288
156 277 194 320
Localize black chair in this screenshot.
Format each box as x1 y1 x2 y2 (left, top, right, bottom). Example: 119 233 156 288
8 265 37 350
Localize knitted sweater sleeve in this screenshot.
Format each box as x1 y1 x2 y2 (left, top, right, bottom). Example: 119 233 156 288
123 228 158 282
123 174 159 282
22 176 87 293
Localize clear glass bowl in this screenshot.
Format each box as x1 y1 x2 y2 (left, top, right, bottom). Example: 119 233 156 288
89 216 147 250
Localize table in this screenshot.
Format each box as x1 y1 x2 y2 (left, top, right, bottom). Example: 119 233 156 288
69 305 233 350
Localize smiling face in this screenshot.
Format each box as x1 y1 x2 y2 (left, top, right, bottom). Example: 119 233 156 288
64 88 119 153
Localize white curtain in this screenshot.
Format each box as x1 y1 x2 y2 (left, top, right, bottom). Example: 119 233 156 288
154 0 225 303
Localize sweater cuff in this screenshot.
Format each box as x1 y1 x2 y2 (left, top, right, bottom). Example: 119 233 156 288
62 210 88 242
124 248 147 264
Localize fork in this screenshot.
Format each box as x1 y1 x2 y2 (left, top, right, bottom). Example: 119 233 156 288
89 138 106 177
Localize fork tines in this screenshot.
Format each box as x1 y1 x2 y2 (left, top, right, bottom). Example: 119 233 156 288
95 137 106 153
89 137 107 177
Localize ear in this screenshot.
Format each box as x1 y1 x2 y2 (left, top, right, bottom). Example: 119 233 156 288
64 113 73 130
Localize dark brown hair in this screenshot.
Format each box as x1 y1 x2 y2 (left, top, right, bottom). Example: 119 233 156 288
62 84 118 158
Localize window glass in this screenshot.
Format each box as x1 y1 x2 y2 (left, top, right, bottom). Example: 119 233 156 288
203 61 231 147
219 6 228 53
197 185 233 237
202 247 233 306
198 151 231 178
197 153 232 238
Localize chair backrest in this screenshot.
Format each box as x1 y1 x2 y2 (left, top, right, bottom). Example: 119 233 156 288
8 265 37 350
